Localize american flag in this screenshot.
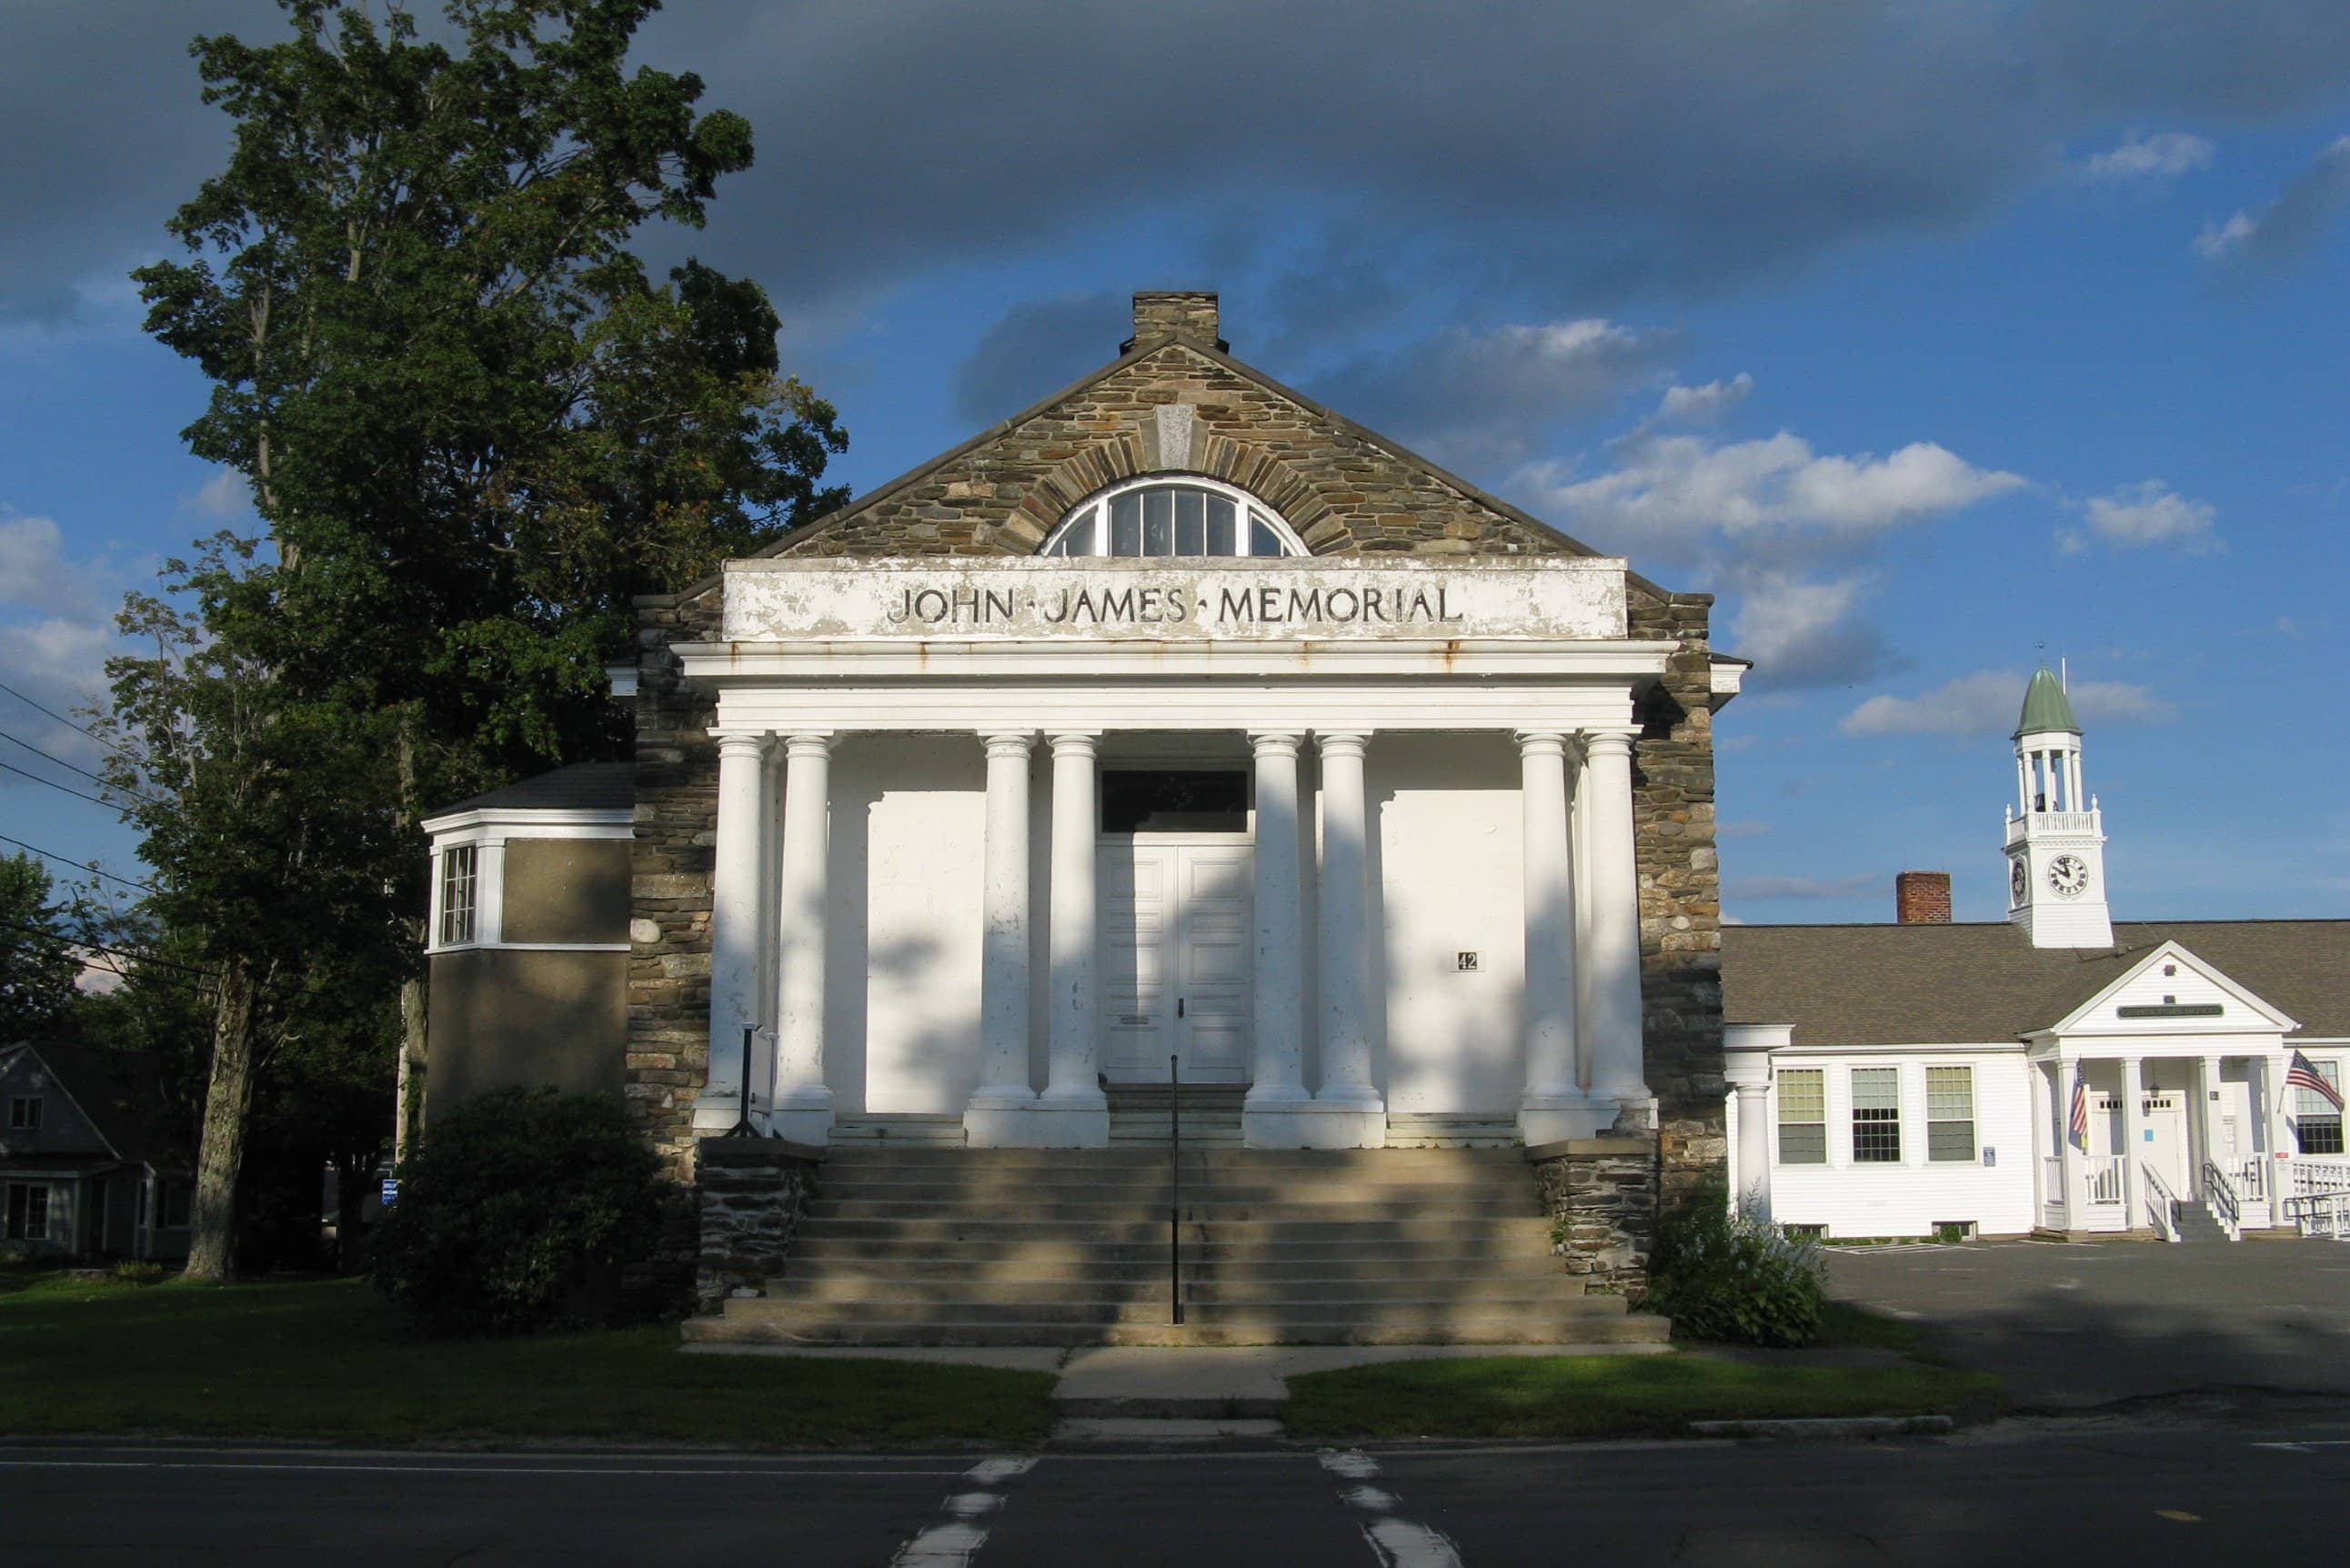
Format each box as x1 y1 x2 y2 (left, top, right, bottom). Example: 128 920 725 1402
2286 1050 2344 1111
2068 1067 2090 1150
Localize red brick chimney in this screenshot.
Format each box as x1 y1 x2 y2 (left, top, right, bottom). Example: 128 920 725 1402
1895 871 1952 925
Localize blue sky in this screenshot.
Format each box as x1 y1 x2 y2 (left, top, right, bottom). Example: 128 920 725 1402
3 1 2346 927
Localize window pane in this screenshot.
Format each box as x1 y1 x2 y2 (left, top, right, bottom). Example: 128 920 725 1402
1852 1067 1900 1112
1928 1120 1976 1162
1101 770 1250 833
1778 1070 1823 1121
1207 496 1237 555
1926 1066 1973 1121
1110 493 1142 555
440 846 477 946
1143 487 1173 555
1853 1067 1901 1162
1174 487 1205 555
1250 518 1282 557
2303 1118 2345 1156
1779 1124 1826 1165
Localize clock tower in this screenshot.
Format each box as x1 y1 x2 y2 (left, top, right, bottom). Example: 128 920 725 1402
2004 664 2113 949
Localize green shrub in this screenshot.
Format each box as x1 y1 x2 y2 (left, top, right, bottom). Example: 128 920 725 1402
372 1089 666 1336
1642 1182 1826 1347
110 1260 169 1285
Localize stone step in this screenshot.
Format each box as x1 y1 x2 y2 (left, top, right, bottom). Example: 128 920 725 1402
775 1255 1572 1285
818 1146 1528 1171
686 1310 1665 1350
792 1215 1559 1245
787 1236 1564 1266
1383 1117 1524 1149
812 1176 1543 1203
710 1292 1632 1329
765 1273 1580 1305
829 1116 968 1146
799 1195 1544 1223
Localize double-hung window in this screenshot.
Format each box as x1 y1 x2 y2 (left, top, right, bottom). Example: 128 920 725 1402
1926 1067 1976 1162
438 845 478 948
2297 1060 2344 1156
5 1182 49 1241
1776 1070 1825 1164
1852 1067 1903 1163
7 1095 40 1131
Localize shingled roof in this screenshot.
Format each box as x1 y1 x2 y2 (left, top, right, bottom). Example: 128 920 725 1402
425 762 635 821
1722 920 2350 1047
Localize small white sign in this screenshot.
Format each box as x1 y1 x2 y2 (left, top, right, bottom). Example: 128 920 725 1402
1456 950 1481 972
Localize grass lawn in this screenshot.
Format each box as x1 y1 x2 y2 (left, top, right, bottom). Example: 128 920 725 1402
0 1271 1056 1448
1282 1352 2002 1441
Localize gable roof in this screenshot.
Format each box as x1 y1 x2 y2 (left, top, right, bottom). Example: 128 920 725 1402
425 762 635 823
1722 920 2350 1047
1 1042 188 1169
657 327 1687 607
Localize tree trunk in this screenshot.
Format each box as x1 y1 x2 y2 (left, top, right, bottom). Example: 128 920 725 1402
334 1151 371 1274
185 956 259 1282
395 967 427 1159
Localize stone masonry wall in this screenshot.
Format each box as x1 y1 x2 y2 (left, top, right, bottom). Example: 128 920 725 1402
695 1138 821 1313
1626 590 1728 1201
623 318 1728 1211
1531 1137 1659 1297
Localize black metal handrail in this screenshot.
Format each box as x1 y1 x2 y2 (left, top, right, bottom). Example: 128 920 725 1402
1170 1052 1184 1325
724 1022 762 1138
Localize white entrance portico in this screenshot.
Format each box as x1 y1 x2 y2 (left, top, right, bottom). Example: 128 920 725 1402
682 555 1671 1150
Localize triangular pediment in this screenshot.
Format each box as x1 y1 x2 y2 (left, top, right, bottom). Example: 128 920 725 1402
2042 940 2299 1042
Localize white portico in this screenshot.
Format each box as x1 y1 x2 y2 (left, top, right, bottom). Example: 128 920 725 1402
678 553 1677 1151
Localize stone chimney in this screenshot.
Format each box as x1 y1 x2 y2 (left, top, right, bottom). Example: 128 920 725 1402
1124 291 1226 353
1894 871 1953 925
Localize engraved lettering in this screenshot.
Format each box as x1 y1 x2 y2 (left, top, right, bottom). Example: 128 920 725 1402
1220 587 1255 622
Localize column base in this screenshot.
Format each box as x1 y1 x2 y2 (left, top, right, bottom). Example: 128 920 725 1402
690 1094 770 1135
1519 1093 1655 1145
965 1102 1108 1148
1242 1085 1315 1149
1294 1101 1388 1150
766 1107 834 1146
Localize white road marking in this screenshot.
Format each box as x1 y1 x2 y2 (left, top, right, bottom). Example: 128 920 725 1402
2254 1441 2350 1452
1317 1450 1465 1567
886 1455 1039 1566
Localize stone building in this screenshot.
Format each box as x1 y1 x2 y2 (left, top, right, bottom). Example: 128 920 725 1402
421 292 1738 1339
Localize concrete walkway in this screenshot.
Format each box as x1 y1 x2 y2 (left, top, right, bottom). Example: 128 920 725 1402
687 1338 1671 1423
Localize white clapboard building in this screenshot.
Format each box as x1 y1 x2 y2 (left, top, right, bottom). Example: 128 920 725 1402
1723 668 2350 1242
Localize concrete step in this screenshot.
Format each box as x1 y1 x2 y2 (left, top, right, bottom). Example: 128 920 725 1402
766 1273 1584 1305
820 1145 1528 1166
774 1255 1572 1285
686 1311 1665 1350
792 1215 1559 1245
708 1293 1632 1330
799 1196 1544 1222
787 1236 1566 1267
817 1170 1538 1196
1384 1116 1524 1149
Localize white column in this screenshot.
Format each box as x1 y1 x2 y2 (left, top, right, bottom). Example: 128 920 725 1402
1039 731 1109 1144
2260 1054 2292 1228
1733 1081 1773 1221
966 731 1040 1145
1578 729 1652 1120
2029 1059 2054 1225
1243 731 1311 1147
2192 1054 2224 1197
2057 1058 2089 1232
694 731 770 1131
1517 731 1595 1143
1305 730 1384 1147
769 732 835 1144
2120 1057 2146 1230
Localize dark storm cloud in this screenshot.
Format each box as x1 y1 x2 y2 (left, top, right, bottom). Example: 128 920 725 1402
949 291 1129 426
7 2 2350 320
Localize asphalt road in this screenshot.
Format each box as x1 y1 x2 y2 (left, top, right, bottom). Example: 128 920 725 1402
1824 1237 2350 1407
7 1426 2349 1566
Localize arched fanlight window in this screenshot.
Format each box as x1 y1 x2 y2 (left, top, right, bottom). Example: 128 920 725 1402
1039 477 1305 558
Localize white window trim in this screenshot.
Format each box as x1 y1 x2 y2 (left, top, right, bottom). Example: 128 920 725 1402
423 809 633 956
1037 475 1307 558
1774 1067 1827 1168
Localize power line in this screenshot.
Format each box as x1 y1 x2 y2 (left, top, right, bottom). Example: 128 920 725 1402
0 917 216 980
0 758 123 811
0 677 144 770
0 832 156 893
0 728 159 806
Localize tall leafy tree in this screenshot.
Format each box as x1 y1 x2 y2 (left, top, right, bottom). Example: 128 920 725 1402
0 853 84 1042
121 0 845 1277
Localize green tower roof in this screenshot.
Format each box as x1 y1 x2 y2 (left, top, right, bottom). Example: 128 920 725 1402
2014 666 2081 738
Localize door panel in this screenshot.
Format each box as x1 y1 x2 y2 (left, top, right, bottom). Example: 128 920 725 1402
1101 847 1170 1079
1177 847 1252 1082
1099 841 1253 1083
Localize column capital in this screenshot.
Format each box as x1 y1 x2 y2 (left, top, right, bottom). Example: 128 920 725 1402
1315 730 1371 759
1577 728 1640 760
1248 730 1306 757
1512 729 1570 759
780 731 834 759
711 729 771 759
980 730 1037 759
1046 730 1102 758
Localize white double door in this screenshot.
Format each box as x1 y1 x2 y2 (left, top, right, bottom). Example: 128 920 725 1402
1100 839 1253 1083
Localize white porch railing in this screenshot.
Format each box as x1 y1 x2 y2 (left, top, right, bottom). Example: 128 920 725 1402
2232 1158 2269 1205
2290 1159 2350 1199
2286 1159 2350 1240
2085 1155 2126 1207
2041 1157 2066 1228
2144 1162 2181 1243
2201 1160 2244 1241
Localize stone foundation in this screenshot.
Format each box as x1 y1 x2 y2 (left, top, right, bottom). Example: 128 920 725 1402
1529 1134 1660 1297
694 1137 823 1313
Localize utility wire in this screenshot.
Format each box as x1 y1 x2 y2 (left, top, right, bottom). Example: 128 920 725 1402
0 832 156 893
0 758 123 811
0 728 160 806
0 917 216 980
0 677 145 770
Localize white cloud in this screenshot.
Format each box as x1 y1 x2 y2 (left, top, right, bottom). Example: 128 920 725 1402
1521 430 2024 562
1841 669 2176 738
1652 373 1754 425
186 467 252 521
2077 130 2214 183
2061 479 2220 553
0 505 134 774
1725 872 1880 900
1723 569 1908 689
2194 135 2350 266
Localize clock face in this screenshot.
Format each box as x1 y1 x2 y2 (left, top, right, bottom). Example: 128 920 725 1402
2010 858 2027 907
2047 854 2090 899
